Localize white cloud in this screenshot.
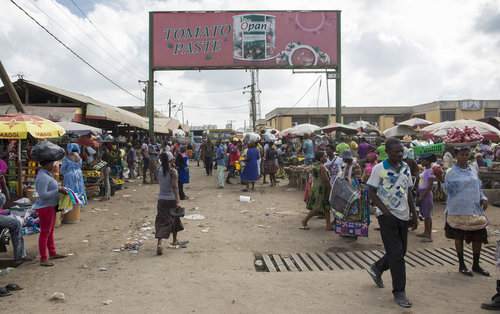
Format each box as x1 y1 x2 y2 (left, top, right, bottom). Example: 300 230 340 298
1 0 499 130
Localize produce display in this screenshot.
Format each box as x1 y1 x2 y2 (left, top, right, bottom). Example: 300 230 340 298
443 126 483 143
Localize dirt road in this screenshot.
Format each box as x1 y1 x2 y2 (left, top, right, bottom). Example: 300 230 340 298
1 165 498 313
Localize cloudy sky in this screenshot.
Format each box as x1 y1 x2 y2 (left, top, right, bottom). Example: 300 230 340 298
1 0 500 129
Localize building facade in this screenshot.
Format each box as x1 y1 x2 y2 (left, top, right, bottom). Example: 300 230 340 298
265 99 500 131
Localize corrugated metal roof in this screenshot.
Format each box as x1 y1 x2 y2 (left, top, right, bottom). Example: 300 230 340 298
18 80 175 133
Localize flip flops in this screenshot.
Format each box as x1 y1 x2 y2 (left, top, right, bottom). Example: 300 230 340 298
5 283 22 291
49 254 67 260
0 287 11 297
473 267 492 277
366 264 385 288
299 226 310 230
394 294 412 308
40 260 54 267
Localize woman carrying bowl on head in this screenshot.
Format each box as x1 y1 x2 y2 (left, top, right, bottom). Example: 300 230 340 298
443 146 490 277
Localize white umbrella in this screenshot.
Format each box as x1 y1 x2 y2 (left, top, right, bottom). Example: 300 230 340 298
56 121 102 136
419 119 500 140
383 125 416 138
398 118 433 128
287 123 320 137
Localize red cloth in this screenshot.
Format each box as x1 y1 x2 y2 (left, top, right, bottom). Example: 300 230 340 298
228 144 240 166
35 206 57 261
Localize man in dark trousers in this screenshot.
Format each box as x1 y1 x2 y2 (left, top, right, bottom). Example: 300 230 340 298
202 139 214 176
365 137 418 308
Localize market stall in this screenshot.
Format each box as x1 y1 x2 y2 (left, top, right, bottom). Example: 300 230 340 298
0 113 66 198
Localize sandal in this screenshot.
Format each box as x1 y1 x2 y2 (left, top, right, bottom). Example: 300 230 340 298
40 260 54 267
157 246 163 256
394 294 412 308
14 255 35 265
366 264 384 288
473 267 491 277
49 254 67 260
0 287 11 297
459 268 473 277
299 226 310 230
5 283 23 291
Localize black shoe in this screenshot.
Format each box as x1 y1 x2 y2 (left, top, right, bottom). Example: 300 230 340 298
226 181 232 184
473 266 492 277
482 295 500 310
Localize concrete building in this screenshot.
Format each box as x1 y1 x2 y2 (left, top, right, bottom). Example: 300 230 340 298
265 99 500 131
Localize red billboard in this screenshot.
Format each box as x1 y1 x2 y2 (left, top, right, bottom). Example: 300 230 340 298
151 11 339 70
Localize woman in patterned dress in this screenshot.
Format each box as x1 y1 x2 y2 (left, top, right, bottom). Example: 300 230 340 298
301 151 332 231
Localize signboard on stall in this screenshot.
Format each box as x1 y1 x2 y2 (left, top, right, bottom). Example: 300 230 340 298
151 11 339 70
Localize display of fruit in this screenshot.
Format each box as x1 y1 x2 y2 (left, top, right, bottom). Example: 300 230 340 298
433 182 447 202
443 126 483 143
82 170 101 178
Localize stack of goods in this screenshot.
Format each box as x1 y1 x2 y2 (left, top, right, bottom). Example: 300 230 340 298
443 126 483 144
284 165 311 189
82 170 101 198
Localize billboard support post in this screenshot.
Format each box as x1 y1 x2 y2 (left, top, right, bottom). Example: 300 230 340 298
335 11 342 141
148 12 155 138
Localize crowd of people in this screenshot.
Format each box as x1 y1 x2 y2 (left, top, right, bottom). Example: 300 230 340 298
1 132 499 310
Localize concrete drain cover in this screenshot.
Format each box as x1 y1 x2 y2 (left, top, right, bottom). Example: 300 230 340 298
256 246 496 272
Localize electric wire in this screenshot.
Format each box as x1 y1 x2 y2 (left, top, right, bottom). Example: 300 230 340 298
10 0 142 101
48 0 142 79
183 104 248 110
158 85 245 94
26 0 138 83
283 76 322 115
69 0 144 77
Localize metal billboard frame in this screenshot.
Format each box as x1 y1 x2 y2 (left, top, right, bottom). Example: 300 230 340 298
148 10 341 137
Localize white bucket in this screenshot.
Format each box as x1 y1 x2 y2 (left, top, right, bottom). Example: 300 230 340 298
239 195 251 202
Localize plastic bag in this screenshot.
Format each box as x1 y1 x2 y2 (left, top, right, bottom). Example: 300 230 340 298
30 141 65 162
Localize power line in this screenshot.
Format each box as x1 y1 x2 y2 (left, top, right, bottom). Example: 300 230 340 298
10 0 142 101
158 84 244 94
284 76 322 115
48 0 142 79
69 0 144 77
26 0 137 82
179 104 249 110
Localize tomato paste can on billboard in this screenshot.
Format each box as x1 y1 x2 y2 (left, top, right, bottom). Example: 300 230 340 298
233 14 276 61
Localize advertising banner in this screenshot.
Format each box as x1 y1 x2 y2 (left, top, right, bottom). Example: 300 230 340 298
151 11 339 70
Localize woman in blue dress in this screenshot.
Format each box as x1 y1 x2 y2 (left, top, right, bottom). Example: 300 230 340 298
175 146 190 200
60 143 87 206
241 142 259 192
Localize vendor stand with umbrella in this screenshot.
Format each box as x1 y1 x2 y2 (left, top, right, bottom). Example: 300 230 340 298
0 114 66 198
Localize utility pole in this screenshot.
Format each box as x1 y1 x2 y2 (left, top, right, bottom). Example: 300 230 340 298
0 60 26 113
180 102 184 124
138 80 149 116
227 120 236 129
168 99 172 118
243 72 257 132
250 70 256 131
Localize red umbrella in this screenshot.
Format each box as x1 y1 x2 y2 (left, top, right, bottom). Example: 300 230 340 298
77 138 100 147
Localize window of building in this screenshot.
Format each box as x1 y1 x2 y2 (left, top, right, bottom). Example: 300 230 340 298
343 116 357 125
485 109 498 118
441 110 456 121
360 116 379 125
292 116 328 126
413 114 426 119
394 115 411 123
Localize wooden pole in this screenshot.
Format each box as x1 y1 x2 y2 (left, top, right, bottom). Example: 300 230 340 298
0 60 26 113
